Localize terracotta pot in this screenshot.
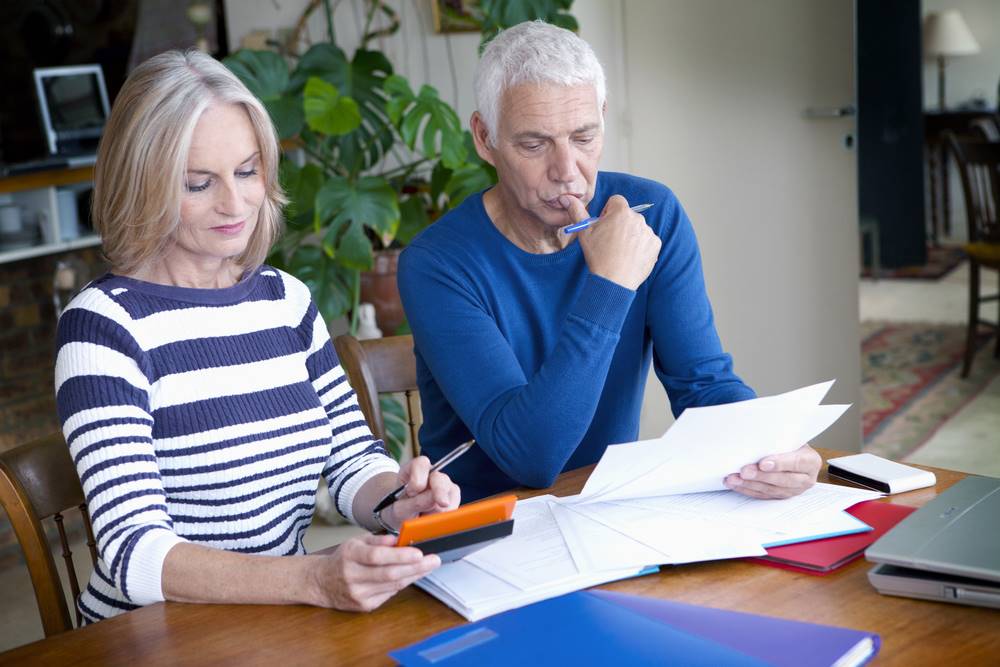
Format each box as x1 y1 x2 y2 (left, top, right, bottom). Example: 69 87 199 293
359 248 406 335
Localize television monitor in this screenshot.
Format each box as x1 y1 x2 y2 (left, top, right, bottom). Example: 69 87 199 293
33 64 110 157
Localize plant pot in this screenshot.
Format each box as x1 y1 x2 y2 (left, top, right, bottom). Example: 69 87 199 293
360 248 406 336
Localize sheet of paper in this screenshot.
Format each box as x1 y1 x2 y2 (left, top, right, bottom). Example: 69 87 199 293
464 496 580 590
561 499 767 563
549 500 670 572
619 483 881 531
418 557 650 621
578 381 849 502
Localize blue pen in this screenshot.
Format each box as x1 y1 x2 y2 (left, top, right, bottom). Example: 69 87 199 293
561 203 654 234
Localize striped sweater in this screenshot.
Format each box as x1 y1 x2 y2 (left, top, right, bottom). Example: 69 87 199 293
54 266 398 622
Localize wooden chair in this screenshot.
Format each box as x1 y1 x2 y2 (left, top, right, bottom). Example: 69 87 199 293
0 433 97 636
944 131 1000 377
334 334 421 458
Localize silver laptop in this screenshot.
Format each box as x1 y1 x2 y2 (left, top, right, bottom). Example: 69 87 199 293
865 475 1000 609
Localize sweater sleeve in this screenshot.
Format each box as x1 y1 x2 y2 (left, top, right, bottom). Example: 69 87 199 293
399 245 636 489
302 302 399 524
55 300 187 606
646 199 756 415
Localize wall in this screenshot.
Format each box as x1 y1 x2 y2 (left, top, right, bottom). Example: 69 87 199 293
922 0 1000 110
625 0 862 451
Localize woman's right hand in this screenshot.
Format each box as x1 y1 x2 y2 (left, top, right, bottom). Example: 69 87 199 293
311 534 440 612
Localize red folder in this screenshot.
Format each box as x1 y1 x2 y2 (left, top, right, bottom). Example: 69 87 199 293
747 500 915 575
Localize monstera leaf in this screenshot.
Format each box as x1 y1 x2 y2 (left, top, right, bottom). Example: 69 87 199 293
280 161 325 229
315 176 400 267
384 76 467 169
397 194 431 246
303 77 362 136
223 50 303 140
479 0 578 31
293 44 395 171
286 245 355 321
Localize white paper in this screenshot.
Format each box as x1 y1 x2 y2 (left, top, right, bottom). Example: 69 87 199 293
578 381 849 503
415 380 862 622
464 496 580 590
561 499 768 563
549 500 670 572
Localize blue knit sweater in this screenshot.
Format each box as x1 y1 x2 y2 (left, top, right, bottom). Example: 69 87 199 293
399 171 755 501
54 267 398 622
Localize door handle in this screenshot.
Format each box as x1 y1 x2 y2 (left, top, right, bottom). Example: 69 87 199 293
803 105 856 119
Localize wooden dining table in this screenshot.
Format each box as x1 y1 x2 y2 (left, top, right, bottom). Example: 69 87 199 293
1 449 998 666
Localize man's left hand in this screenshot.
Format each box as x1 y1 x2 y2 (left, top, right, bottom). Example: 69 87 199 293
724 444 822 499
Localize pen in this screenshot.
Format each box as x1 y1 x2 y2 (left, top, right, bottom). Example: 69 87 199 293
561 203 654 234
372 439 476 516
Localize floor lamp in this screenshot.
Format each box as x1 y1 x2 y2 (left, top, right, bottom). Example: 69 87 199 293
923 10 980 111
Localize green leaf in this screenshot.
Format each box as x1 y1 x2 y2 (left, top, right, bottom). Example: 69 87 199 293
286 245 354 321
336 221 374 270
280 161 325 226
303 77 362 135
379 395 408 460
294 45 395 171
446 163 497 209
224 50 303 139
430 161 452 204
385 76 467 169
479 0 577 29
316 176 400 242
397 195 430 246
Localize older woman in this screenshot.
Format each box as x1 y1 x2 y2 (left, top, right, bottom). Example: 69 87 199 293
54 50 458 623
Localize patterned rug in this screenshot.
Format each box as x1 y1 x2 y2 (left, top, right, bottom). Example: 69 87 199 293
862 320 999 460
861 245 965 280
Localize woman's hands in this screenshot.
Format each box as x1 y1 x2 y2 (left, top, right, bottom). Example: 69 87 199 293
311 456 461 612
310 535 439 612
384 455 461 529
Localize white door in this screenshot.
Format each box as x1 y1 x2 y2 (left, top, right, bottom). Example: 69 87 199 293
620 0 861 450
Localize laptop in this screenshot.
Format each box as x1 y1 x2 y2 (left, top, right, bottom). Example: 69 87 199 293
865 475 1000 609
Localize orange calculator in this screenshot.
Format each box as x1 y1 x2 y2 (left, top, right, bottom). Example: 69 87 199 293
396 495 516 563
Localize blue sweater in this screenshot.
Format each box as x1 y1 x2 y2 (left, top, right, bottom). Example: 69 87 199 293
398 171 755 501
55 267 398 622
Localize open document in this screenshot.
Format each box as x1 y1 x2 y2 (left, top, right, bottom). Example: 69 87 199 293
417 380 881 620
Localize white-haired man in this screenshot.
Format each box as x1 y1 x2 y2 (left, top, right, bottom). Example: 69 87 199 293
398 21 821 502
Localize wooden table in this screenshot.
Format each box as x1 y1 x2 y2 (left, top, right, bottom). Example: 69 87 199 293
2 451 997 666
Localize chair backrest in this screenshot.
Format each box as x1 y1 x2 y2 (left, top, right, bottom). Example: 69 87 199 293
944 131 1000 245
333 334 421 458
969 115 1000 142
0 433 97 636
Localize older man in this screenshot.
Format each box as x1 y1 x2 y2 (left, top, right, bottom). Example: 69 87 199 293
398 21 821 502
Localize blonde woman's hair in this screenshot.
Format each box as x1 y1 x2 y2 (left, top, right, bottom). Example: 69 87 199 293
93 49 285 275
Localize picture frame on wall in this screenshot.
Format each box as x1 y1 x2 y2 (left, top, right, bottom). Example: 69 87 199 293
431 0 483 33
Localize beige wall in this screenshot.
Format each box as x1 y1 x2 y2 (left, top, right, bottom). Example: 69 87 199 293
624 1 861 451
923 0 1000 110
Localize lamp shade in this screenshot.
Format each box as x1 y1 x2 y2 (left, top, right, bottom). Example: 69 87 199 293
923 10 980 57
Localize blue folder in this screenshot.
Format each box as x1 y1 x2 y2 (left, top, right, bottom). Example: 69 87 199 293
390 591 880 667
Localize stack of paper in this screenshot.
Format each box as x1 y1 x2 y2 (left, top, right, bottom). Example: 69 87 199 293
417 381 881 620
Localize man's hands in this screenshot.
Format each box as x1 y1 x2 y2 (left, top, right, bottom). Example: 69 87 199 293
724 444 822 499
385 455 461 529
560 194 661 291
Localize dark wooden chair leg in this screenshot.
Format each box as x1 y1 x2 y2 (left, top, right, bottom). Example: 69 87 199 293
962 261 979 378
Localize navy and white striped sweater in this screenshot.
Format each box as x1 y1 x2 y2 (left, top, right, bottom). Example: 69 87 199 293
54 266 398 622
